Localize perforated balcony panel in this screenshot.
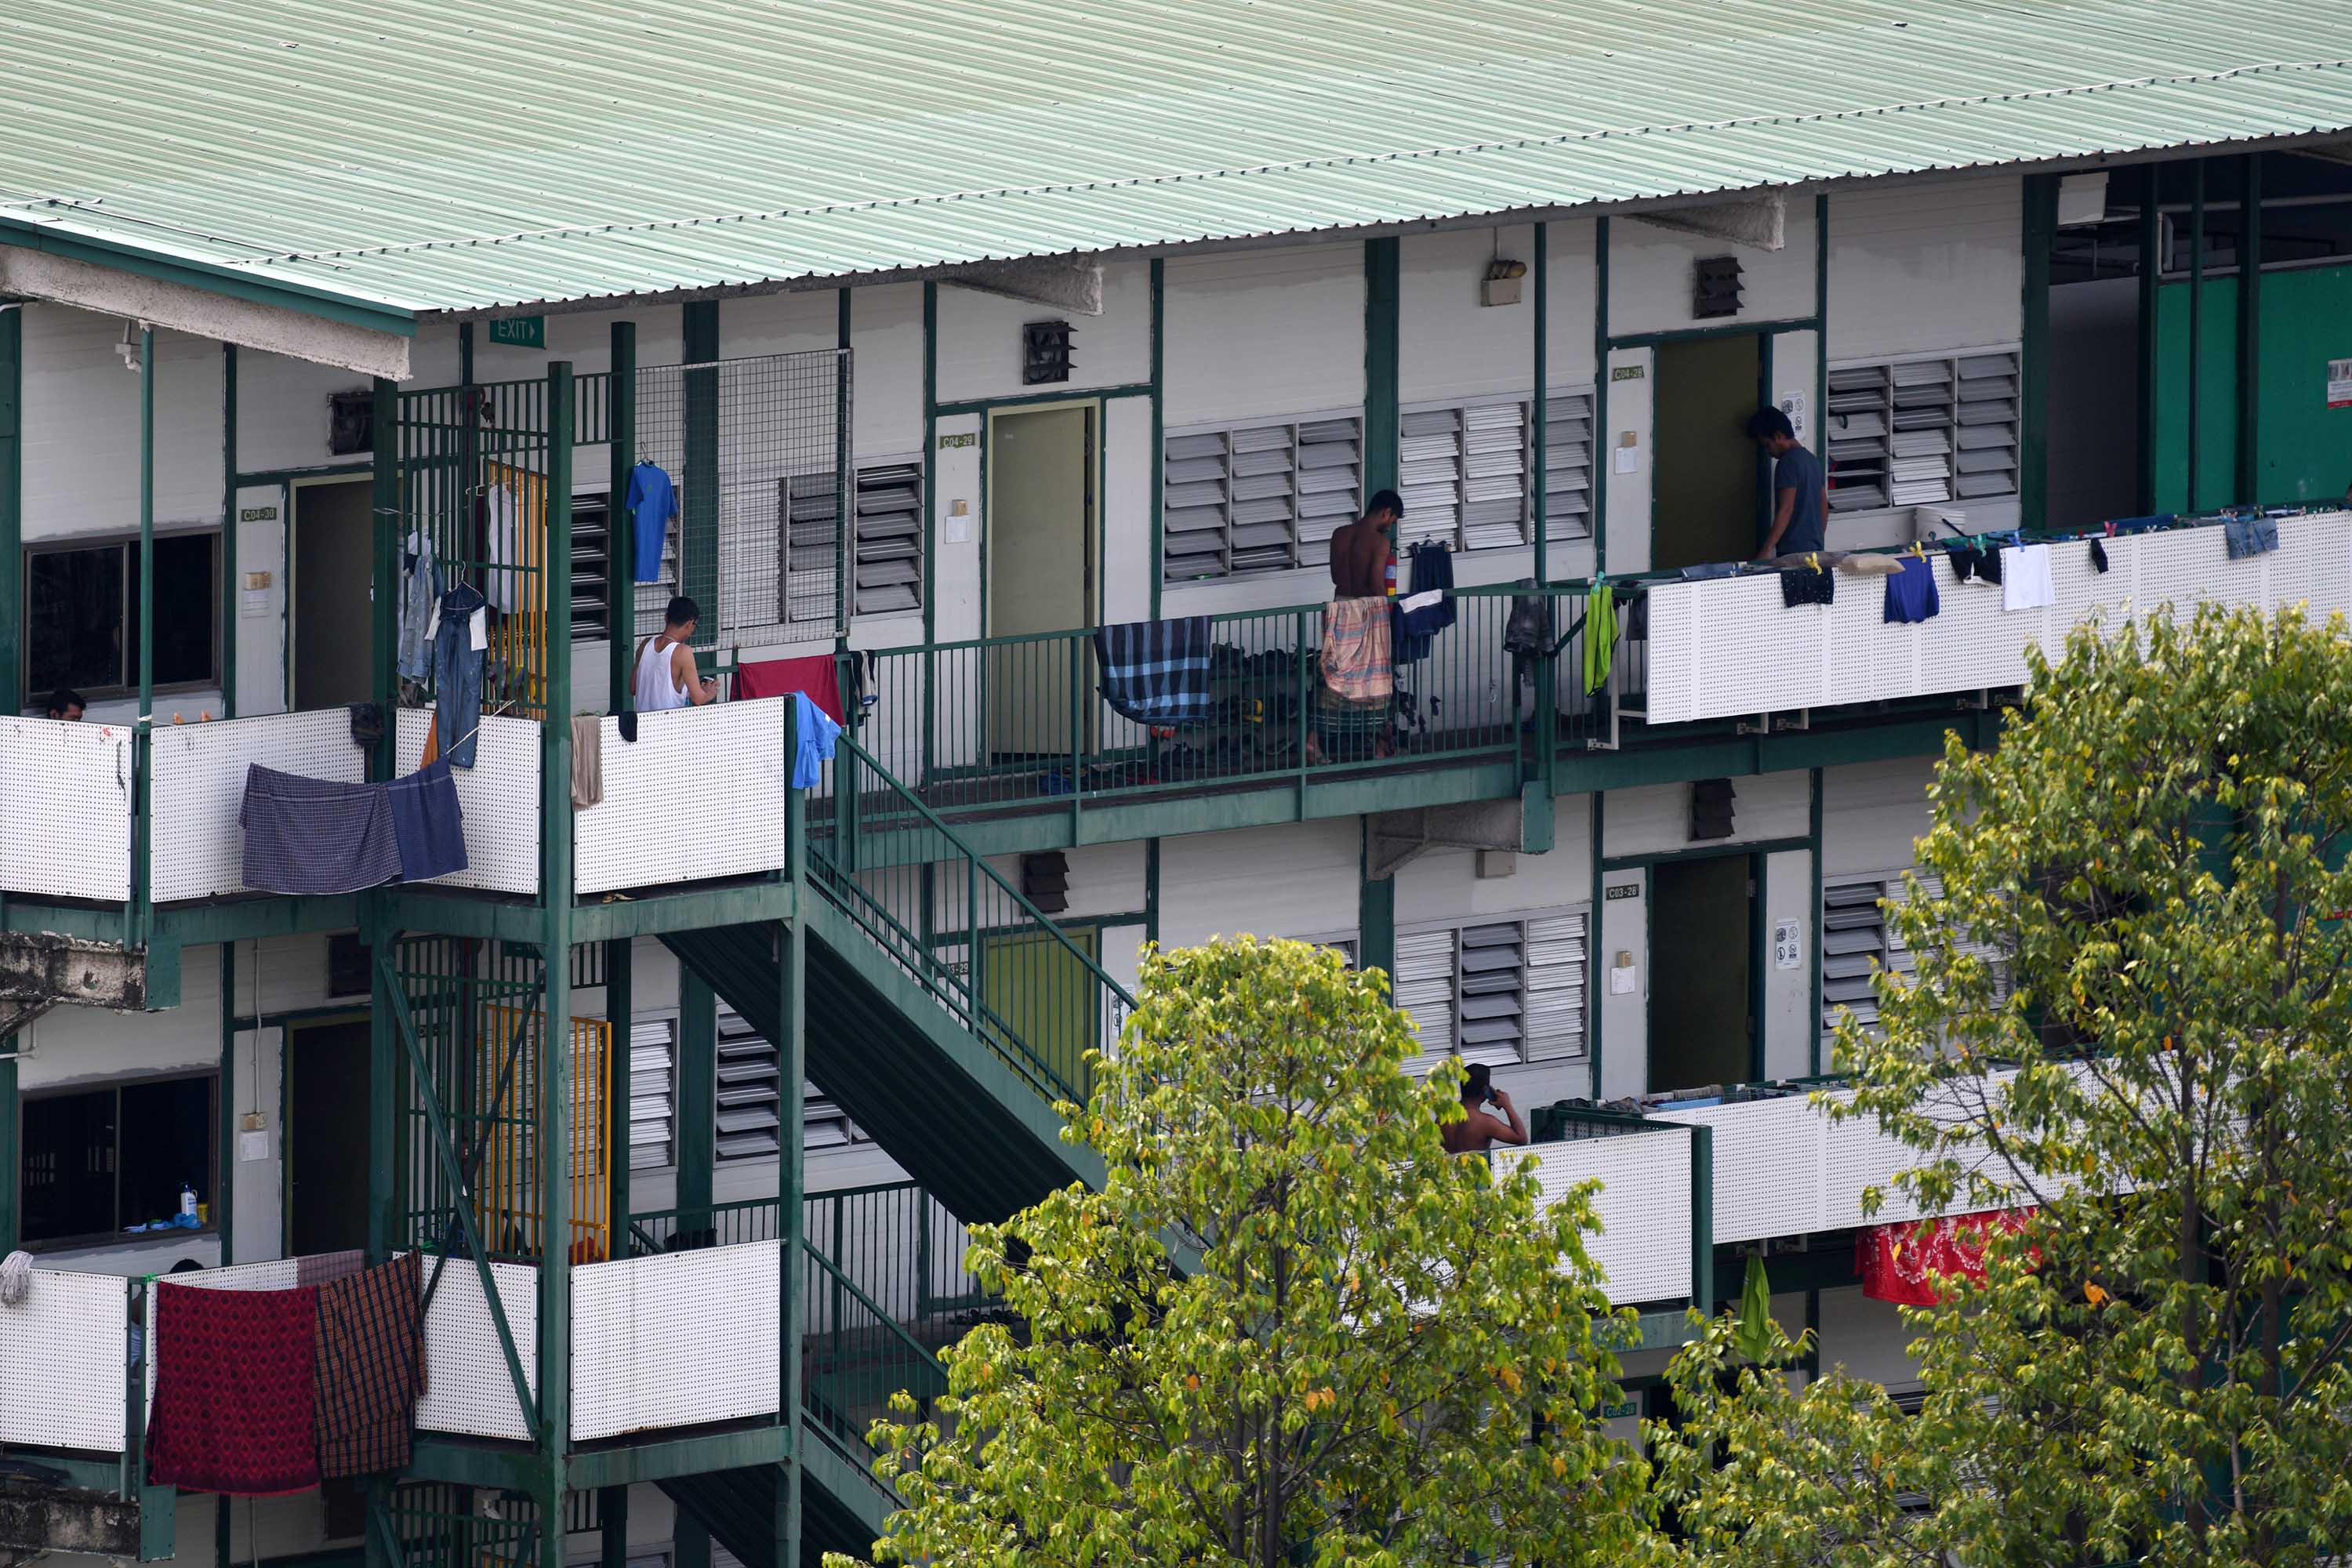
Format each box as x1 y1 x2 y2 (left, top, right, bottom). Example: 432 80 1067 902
151 710 363 902
569 1242 781 1442
0 715 131 901
575 698 789 895
409 1255 539 1442
1523 1130 1692 1305
0 1269 127 1451
395 708 541 894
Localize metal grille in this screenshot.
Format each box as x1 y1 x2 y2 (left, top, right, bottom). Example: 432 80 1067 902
386 1484 540 1568
633 350 848 650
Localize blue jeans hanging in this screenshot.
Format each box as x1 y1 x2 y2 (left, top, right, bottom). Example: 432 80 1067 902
430 582 488 768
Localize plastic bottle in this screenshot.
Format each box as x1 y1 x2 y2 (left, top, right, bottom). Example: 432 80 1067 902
180 1181 197 1220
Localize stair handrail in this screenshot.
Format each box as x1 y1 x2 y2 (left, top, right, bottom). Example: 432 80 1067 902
817 730 1138 1019
798 1234 949 1385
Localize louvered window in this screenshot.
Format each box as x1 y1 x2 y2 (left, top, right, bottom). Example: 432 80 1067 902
1396 391 1596 553
715 1006 782 1162
1825 350 2020 514
1820 869 2009 1054
569 495 610 643
851 459 922 617
1161 412 1364 582
1395 909 1590 1076
628 1016 677 1171
771 473 845 631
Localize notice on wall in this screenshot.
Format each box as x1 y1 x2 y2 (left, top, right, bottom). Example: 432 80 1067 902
1779 390 1809 441
1773 917 1802 971
2330 358 2352 409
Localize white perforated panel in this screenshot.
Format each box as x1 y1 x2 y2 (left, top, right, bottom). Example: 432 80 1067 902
412 1254 540 1442
1643 514 2352 724
151 712 364 902
394 709 542 895
0 716 132 901
575 699 792 895
1666 1095 1831 1242
569 1242 782 1441
0 1269 129 1451
1522 1131 1693 1305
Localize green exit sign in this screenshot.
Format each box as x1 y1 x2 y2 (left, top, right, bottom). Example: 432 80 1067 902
487 316 546 349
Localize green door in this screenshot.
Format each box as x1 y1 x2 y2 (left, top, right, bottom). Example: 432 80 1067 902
980 925 1100 1098
1651 335 1763 571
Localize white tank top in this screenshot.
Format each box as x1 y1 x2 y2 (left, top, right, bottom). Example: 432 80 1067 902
633 635 691 712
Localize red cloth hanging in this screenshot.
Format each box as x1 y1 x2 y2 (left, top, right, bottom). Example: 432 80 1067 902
147 1281 322 1496
735 654 842 721
1858 1208 2037 1305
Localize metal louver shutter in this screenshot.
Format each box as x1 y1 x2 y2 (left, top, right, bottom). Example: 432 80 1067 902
1399 407 1465 547
1399 399 1532 553
1905 869 2011 1004
851 460 923 616
1162 412 1363 582
714 1007 782 1162
1162 429 1239 581
1954 353 2020 499
1826 365 1892 512
1820 878 1895 1047
777 473 844 630
1889 358 1956 506
1454 921 1528 1060
569 495 609 643
628 1017 677 1171
1828 350 2021 514
1394 928 1457 1074
1522 911 1588 1061
1292 417 1363 568
1544 390 1596 540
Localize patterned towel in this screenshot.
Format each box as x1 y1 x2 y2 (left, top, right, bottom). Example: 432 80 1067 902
1319 597 1394 702
295 1250 365 1289
241 765 401 895
148 1282 321 1496
1093 617 1212 725
314 1253 424 1479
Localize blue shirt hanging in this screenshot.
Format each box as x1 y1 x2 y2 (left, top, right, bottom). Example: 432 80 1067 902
791 691 841 789
626 463 678 583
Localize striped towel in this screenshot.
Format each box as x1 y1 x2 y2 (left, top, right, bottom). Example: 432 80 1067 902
240 765 401 895
1093 617 1212 725
1320 597 1394 702
313 1252 424 1479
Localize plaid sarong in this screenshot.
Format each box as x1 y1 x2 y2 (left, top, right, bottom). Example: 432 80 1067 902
240 765 401 895
1320 597 1394 702
1093 616 1212 725
313 1252 424 1479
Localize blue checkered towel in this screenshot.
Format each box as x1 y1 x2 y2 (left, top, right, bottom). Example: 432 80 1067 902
1094 617 1212 725
240 765 402 895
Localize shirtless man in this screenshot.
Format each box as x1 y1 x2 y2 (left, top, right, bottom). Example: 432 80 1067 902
1440 1060 1529 1154
1329 489 1403 599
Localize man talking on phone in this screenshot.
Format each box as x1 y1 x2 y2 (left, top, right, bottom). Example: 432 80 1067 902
1440 1060 1529 1154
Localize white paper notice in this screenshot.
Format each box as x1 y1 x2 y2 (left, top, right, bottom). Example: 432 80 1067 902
1609 964 1637 996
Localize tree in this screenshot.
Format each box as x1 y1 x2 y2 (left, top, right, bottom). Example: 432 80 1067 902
1656 605 2352 1568
839 935 1664 1568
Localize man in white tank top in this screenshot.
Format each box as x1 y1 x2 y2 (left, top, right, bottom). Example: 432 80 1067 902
634 596 717 712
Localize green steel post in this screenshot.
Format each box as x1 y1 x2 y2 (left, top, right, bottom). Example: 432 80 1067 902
219 942 237 1261
1533 222 1549 585
0 1048 13 1253
1814 194 1829 470
460 321 475 387
1690 1124 1715 1314
682 302 720 655
2138 166 2161 517
0 305 17 1134
1069 630 1084 840
2237 154 2263 505
606 938 633 1244
2188 159 2205 510
597 1489 630 1568
1294 608 1312 812
220 344 238 717
1149 257 1166 617
538 361 577 1567
1358 818 1396 984
1363 239 1401 495
1591 217 1611 574
1143 837 1161 952
365 922 399 1263
1807 767 1824 1077
921 281 939 778
133 327 154 946
370 379 401 783
610 321 637 710
678 972 717 1232
835 288 852 637
673 1524 710 1568
780 830 806 1561
2020 176 2056 531
1587 791 1606 1096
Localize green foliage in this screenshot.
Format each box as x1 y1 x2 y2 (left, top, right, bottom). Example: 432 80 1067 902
1657 606 2352 1568
837 935 1662 1568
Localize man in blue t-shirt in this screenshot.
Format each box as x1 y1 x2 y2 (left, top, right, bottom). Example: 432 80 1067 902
1748 407 1828 558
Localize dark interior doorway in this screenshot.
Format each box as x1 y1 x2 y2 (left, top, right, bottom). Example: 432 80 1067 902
285 1018 372 1255
1651 335 1763 571
1647 853 1756 1091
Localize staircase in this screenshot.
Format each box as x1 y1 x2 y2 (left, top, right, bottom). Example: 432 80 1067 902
657 737 1134 1561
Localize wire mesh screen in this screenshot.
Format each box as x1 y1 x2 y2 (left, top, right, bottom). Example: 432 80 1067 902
633 350 848 650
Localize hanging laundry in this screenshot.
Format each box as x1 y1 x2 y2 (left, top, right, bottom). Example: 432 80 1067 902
1394 543 1457 662
2002 543 2055 611
1836 554 1905 577
790 691 841 789
569 715 604 809
396 532 440 681
1882 554 1941 624
483 480 522 614
2089 538 2110 575
1944 542 2003 586
2225 517 2280 559
430 582 488 769
626 462 679 583
346 702 383 747
1859 1209 2037 1305
1583 585 1619 695
147 1281 322 1496
1780 564 1835 608
386 760 469 882
617 711 639 744
241 766 402 896
294 1252 365 1290
1322 598 1395 702
736 653 844 722
1093 617 1213 726
312 1253 424 1481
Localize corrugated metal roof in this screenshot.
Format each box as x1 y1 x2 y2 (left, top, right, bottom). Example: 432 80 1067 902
4 0 2350 317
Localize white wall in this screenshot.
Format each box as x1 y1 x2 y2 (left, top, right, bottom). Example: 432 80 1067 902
1400 224 1541 406
1610 201 1821 339
1761 847 1815 1080
1817 1283 1922 1388
935 260 1153 405
1820 756 1936 879
1602 771 1810 859
1599 343 1655 572
1157 815 1362 950
1828 174 2024 364
1163 241 1364 429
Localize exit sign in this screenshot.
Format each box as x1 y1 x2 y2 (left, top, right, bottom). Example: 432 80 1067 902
488 316 546 349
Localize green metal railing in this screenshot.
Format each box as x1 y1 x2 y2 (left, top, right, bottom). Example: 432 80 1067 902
842 583 1608 825
381 1484 540 1568
800 1235 950 1470
806 733 1138 1108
